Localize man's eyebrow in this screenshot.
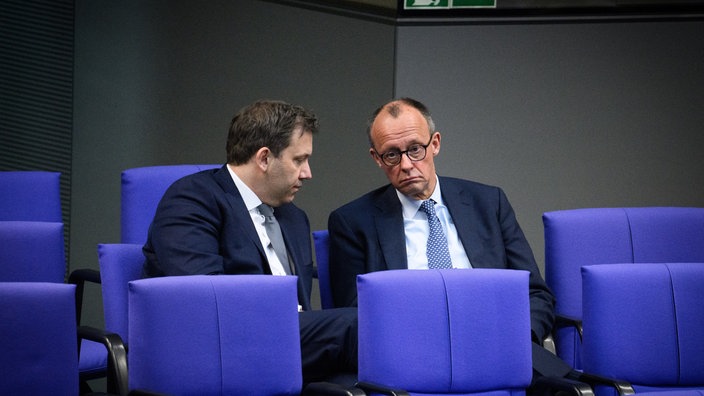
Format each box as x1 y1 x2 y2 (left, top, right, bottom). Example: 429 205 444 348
385 141 424 151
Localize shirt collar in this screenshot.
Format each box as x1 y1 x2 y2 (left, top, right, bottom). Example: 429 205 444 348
396 175 444 219
226 165 262 212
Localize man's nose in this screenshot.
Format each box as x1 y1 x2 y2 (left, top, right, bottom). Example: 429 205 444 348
399 152 414 170
300 162 312 179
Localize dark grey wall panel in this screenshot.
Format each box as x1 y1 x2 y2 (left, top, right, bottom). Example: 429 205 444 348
395 19 704 269
0 0 74 263
72 0 394 323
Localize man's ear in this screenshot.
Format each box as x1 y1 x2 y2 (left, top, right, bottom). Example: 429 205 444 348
431 131 441 156
255 147 271 171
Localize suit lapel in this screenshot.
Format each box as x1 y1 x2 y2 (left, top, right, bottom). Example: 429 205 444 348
374 186 408 270
440 177 486 268
212 167 270 272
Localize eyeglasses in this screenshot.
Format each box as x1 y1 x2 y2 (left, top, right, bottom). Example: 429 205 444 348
373 134 434 167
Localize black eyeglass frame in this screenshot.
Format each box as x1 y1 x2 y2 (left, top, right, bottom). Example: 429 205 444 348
372 133 436 167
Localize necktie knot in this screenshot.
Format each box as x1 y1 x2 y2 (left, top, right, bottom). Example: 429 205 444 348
420 199 437 217
259 204 274 220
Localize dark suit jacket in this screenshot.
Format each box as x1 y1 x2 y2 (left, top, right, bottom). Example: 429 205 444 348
328 176 555 341
142 165 315 310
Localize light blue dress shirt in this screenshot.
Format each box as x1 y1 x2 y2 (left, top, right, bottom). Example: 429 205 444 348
397 176 472 270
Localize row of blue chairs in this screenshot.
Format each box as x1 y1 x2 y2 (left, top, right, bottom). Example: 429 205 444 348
541 207 704 396
0 171 116 391
0 167 223 392
5 259 704 396
3 169 704 396
6 241 704 396
314 210 704 396
2 265 537 396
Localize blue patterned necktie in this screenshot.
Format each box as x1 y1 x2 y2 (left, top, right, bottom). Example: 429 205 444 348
419 199 453 269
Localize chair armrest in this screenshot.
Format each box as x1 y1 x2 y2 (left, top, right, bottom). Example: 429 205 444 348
68 268 102 326
567 370 635 396
555 313 583 341
79 325 128 396
127 391 169 396
531 375 595 396
354 381 411 396
302 382 366 396
69 267 102 285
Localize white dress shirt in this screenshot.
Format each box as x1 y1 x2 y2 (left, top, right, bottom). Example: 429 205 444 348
227 166 289 276
397 176 472 270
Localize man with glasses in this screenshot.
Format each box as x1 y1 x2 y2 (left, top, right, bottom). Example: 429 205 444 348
327 97 575 389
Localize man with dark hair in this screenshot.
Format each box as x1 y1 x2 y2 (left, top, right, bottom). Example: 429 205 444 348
143 100 357 383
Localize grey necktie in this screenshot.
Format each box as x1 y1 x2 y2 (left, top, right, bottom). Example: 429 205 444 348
419 199 453 269
258 204 292 275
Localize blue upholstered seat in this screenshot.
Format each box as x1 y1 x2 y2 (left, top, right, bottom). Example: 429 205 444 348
357 268 533 396
582 263 704 396
97 243 145 346
0 171 62 222
543 207 704 370
127 275 303 395
120 164 220 244
0 282 79 394
312 229 335 309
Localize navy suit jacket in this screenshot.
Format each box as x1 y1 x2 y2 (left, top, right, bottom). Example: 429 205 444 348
142 165 315 310
328 176 555 341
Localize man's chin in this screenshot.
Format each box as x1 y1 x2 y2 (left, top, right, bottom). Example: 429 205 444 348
282 194 297 204
395 182 423 198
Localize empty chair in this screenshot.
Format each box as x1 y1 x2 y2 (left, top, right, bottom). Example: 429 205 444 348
0 171 123 389
356 268 533 396
312 229 334 309
0 282 79 395
0 220 110 388
97 243 146 346
127 275 360 396
0 221 65 282
0 282 127 396
543 207 704 370
582 263 704 396
120 164 220 244
0 170 62 221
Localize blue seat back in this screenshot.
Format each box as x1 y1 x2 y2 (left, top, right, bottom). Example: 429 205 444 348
128 275 302 395
0 282 78 394
357 269 532 396
0 171 62 222
582 263 704 392
0 221 65 282
543 207 704 369
121 164 220 244
312 229 334 309
98 243 145 344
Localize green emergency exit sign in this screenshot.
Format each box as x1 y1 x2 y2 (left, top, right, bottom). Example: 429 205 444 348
404 0 496 8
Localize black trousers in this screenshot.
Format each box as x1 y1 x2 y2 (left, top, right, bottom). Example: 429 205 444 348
531 342 573 379
299 307 358 384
